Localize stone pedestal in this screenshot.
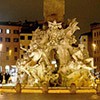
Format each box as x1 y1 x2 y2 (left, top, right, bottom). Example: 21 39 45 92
42 85 48 93
96 83 100 95
42 82 48 93
15 83 21 93
70 83 76 94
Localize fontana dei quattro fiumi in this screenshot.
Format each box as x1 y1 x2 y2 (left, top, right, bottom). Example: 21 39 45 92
16 18 98 90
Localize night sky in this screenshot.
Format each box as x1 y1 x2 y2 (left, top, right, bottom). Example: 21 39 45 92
0 0 100 37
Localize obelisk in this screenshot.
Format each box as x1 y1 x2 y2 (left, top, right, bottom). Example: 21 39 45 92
43 0 65 22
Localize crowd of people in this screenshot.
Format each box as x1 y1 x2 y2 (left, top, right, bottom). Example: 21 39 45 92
0 72 10 84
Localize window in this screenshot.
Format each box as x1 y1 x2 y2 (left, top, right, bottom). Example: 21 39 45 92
97 40 99 44
6 56 9 60
14 47 17 52
6 47 9 52
94 51 96 54
97 32 99 36
94 32 96 37
94 41 96 44
14 56 18 60
6 29 10 34
5 38 10 42
0 29 3 33
94 58 96 62
28 36 32 40
28 46 30 49
0 37 3 42
13 38 19 42
21 55 23 58
20 36 25 40
13 30 19 34
9 50 12 56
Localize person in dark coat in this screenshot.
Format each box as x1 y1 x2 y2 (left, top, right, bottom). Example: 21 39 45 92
0 72 3 84
5 72 10 83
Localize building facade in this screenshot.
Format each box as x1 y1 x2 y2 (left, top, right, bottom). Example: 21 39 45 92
80 23 100 72
91 23 100 71
0 24 21 73
20 33 32 59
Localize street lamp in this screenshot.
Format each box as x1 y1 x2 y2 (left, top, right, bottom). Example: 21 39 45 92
9 50 12 56
92 43 97 74
0 44 2 51
92 43 96 51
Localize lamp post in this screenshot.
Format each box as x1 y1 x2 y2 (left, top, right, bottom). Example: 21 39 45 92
92 43 97 51
0 44 2 51
92 43 97 75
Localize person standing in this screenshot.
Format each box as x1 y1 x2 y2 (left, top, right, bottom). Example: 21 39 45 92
5 72 10 84
0 72 3 84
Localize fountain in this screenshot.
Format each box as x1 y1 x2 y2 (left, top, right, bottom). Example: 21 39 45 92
16 18 96 88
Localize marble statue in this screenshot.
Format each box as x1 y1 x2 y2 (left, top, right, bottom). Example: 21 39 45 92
16 18 96 87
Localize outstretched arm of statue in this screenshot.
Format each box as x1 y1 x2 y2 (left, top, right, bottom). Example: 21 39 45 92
20 44 27 51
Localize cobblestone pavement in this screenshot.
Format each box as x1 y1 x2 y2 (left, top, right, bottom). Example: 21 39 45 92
0 93 100 100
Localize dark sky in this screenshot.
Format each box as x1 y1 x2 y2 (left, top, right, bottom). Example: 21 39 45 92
0 0 100 37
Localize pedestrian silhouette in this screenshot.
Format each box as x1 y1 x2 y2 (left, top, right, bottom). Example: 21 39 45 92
5 72 10 83
0 72 3 84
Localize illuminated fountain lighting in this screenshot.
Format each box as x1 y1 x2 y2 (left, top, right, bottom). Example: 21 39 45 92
16 19 96 87
92 43 97 51
0 44 2 51
34 79 38 84
51 60 57 68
